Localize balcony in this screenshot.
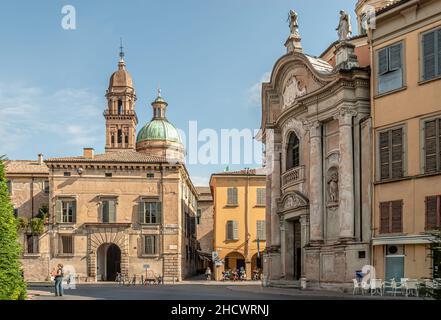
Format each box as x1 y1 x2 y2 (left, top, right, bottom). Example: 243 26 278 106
281 166 305 190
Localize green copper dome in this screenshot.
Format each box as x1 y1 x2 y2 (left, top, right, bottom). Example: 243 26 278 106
136 119 181 143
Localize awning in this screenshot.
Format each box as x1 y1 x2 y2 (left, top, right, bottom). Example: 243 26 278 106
197 250 212 261
372 235 434 246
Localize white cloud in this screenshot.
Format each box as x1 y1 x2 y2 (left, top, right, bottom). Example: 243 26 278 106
246 71 271 108
191 175 210 187
0 83 103 156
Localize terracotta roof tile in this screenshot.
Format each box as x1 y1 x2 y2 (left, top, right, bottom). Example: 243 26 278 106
5 160 49 174
46 150 167 164
212 167 266 176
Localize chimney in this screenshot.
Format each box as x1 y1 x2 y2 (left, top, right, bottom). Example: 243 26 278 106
38 154 43 165
83 148 94 159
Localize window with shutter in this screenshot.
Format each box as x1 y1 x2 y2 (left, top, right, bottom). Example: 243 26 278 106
425 196 440 230
423 31 436 80
380 131 390 180
391 200 403 233
378 128 404 180
379 201 403 234
59 200 75 223
143 235 157 255
256 188 266 206
257 220 266 240
380 202 390 234
227 188 238 205
26 235 39 254
232 221 238 240
424 119 441 173
377 42 404 94
60 235 73 254
391 129 403 178
226 221 233 240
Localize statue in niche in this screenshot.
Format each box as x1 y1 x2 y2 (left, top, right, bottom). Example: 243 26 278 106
327 170 339 203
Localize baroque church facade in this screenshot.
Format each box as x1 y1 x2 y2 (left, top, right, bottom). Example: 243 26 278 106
6 51 199 283
261 3 377 288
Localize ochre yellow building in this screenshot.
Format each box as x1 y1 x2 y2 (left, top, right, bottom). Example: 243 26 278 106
370 0 441 280
210 169 266 280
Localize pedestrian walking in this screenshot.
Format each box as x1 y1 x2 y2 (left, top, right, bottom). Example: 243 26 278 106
54 264 64 297
205 266 212 281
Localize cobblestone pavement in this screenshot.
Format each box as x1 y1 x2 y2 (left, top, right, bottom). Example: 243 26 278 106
27 282 426 300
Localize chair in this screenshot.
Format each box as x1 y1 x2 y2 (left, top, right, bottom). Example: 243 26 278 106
370 279 383 296
405 279 419 297
361 280 370 295
352 279 362 295
383 279 396 296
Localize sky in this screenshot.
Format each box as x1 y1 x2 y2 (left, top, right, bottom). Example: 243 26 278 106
0 0 359 186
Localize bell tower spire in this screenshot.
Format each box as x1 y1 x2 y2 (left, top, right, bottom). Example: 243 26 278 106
104 42 138 152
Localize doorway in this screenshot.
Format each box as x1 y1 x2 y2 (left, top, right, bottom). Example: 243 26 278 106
97 243 121 281
293 220 302 280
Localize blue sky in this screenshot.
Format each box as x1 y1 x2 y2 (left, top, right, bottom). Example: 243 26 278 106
0 0 358 185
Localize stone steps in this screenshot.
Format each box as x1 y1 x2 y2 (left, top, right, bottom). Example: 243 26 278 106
269 280 302 289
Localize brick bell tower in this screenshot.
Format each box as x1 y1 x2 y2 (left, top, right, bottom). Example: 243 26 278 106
104 41 138 152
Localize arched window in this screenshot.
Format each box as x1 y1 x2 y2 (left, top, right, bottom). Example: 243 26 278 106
286 132 300 170
117 99 123 115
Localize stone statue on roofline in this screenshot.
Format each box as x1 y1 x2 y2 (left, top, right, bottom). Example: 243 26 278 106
336 10 352 41
288 9 300 37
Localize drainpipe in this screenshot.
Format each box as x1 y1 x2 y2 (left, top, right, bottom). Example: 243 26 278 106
367 26 375 270
245 168 250 263
160 164 165 281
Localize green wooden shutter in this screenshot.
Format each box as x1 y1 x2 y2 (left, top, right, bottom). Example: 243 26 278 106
138 201 145 224
157 202 162 223
389 43 402 70
108 200 116 222
227 188 232 205
56 200 62 223
425 120 438 173
257 220 265 240
233 188 238 205
438 30 441 76
378 48 389 75
423 31 436 80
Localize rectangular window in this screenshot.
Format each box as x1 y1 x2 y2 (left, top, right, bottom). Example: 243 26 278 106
105 172 112 177
377 42 404 94
256 220 266 240
43 180 49 194
56 199 76 223
422 28 441 81
139 201 162 224
26 235 39 254
196 209 201 225
117 129 123 144
380 200 403 234
424 118 441 173
143 235 157 255
256 188 266 206
59 235 74 254
379 127 404 180
146 173 155 179
102 199 116 223
426 195 441 230
63 172 71 177
227 188 238 206
6 180 12 194
226 220 238 240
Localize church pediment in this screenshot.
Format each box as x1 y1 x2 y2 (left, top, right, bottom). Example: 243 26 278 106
278 191 309 213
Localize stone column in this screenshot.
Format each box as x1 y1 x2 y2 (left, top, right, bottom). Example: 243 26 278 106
299 214 309 277
337 108 357 240
280 217 286 278
309 121 323 243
